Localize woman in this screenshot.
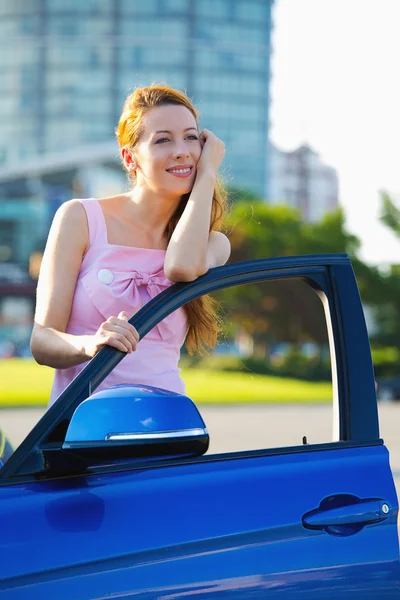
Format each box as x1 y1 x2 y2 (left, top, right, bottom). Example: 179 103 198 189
30 84 231 406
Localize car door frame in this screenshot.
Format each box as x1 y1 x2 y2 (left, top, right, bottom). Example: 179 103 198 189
0 253 381 486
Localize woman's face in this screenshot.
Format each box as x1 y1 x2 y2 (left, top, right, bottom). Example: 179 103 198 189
130 104 202 197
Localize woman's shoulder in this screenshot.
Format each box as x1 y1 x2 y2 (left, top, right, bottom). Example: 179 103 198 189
52 199 89 232
51 199 93 254
42 200 90 266
56 196 126 242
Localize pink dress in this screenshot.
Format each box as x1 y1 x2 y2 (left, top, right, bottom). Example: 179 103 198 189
49 198 188 407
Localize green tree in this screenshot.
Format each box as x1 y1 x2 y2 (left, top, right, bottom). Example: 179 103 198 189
379 190 400 238
369 190 400 349
219 197 384 355
226 201 303 262
214 189 400 372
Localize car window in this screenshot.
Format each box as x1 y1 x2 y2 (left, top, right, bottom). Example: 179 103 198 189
179 277 335 455
0 269 339 480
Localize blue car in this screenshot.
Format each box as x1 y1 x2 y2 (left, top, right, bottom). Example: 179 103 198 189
0 254 399 598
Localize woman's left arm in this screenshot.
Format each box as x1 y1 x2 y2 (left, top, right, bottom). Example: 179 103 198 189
164 130 231 282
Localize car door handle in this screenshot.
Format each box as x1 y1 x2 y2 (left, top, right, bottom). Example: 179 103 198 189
303 495 391 536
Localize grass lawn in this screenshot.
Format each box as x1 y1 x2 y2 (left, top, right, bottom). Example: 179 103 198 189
0 359 332 406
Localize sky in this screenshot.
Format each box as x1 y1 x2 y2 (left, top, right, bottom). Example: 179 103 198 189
269 0 400 265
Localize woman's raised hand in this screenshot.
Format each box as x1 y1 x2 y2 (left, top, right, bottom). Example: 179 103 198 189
196 129 225 178
84 311 139 358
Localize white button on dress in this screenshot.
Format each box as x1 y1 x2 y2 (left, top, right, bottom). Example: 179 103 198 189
97 269 114 284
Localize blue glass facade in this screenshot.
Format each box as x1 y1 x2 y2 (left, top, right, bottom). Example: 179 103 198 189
0 0 274 196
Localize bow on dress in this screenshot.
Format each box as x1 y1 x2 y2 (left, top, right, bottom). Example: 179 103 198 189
81 267 186 341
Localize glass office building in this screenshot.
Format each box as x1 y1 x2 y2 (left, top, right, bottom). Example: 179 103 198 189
0 0 274 197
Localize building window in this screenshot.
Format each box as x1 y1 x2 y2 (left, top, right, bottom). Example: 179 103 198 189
121 0 159 16
48 0 112 14
158 0 190 12
195 0 230 19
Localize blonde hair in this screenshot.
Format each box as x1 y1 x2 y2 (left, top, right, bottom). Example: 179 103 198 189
116 84 228 354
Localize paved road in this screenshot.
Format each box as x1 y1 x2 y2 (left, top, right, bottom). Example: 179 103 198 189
1 403 399 497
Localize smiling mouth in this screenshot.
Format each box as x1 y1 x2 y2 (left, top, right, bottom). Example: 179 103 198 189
166 166 193 177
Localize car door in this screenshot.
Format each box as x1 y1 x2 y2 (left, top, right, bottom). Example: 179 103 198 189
0 254 399 599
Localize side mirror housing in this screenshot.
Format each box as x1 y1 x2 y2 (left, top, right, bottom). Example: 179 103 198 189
62 384 209 462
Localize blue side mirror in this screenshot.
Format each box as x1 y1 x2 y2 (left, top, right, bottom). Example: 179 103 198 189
62 384 209 462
